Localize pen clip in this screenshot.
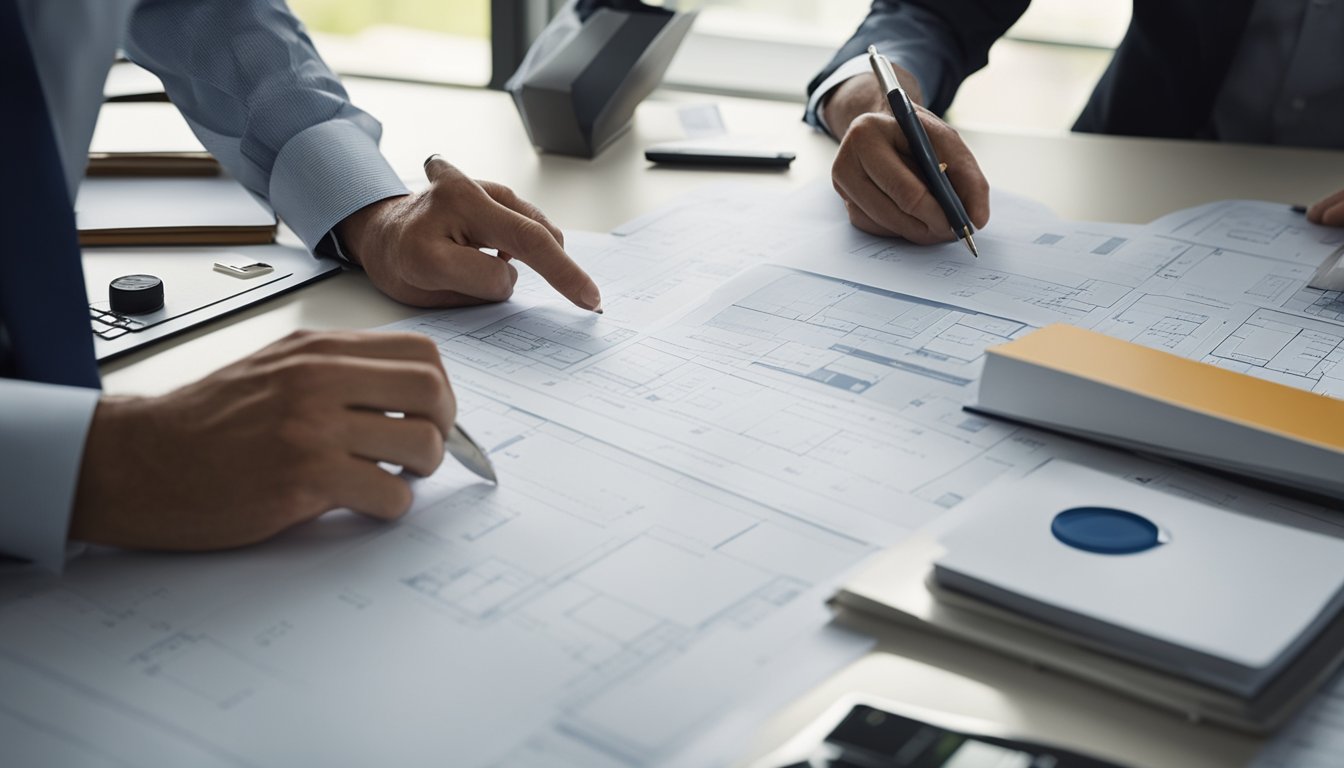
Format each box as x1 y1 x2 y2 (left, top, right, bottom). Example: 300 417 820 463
867 46 903 96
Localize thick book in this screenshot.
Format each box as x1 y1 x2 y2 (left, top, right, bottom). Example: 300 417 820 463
971 324 1344 501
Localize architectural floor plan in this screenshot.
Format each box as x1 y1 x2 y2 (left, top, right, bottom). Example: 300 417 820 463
5 185 1344 767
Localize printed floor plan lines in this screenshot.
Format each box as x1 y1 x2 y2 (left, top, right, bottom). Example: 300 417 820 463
661 268 1029 396
694 270 1028 390
1149 200 1344 265
1285 287 1344 321
0 404 875 768
397 266 1050 545
11 186 1344 768
926 261 1132 319
1204 308 1344 395
1148 243 1319 307
1092 293 1227 355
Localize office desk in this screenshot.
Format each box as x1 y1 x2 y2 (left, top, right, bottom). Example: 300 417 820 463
101 80 1344 767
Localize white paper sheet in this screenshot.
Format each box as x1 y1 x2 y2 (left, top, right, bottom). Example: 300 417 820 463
75 176 274 232
0 394 875 767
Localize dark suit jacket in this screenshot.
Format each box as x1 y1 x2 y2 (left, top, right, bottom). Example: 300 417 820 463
810 0 1257 139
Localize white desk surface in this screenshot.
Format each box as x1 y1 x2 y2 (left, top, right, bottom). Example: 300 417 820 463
100 79 1344 768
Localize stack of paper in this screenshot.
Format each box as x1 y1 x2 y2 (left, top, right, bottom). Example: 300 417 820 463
76 176 277 246
87 101 218 176
835 462 1344 733
935 461 1344 698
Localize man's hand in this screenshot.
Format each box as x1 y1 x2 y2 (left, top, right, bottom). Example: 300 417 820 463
336 156 602 312
1308 189 1344 227
70 330 456 551
823 70 990 243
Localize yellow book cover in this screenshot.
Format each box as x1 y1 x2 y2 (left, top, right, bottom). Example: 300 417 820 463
976 324 1344 498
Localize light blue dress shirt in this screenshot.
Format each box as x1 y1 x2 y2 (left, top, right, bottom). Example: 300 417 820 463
0 0 410 572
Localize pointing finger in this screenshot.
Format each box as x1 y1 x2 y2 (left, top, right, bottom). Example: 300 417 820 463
473 204 602 312
422 155 597 310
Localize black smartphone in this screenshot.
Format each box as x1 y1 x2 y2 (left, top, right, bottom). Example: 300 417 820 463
644 145 796 169
771 704 1128 768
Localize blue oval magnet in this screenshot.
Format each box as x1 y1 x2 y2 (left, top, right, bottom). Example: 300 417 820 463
1051 507 1166 555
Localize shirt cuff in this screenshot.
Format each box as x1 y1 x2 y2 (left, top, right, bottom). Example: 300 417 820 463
0 380 101 573
805 49 941 139
805 55 876 138
268 119 410 253
313 229 359 268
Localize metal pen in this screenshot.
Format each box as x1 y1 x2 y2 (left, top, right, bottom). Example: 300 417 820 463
446 424 497 484
868 46 979 257
386 409 496 484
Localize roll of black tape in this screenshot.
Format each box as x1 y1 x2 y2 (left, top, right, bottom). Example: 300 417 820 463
110 274 164 315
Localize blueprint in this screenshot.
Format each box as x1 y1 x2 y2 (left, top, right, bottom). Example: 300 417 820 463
1285 286 1344 320
6 183 1344 767
1 187 895 767
0 394 873 768
1193 306 1344 396
399 268 1057 546
779 214 1187 329
1148 199 1344 266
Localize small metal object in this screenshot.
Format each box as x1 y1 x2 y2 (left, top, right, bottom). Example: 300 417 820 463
446 424 498 484
213 260 274 278
109 274 164 315
962 226 980 257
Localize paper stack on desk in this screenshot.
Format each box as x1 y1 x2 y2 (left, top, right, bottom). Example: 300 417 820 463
835 461 1344 734
972 324 1344 502
76 176 277 246
87 101 218 176
935 462 1344 698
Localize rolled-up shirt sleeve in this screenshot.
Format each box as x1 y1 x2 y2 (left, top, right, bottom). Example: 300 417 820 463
122 0 410 252
0 380 100 573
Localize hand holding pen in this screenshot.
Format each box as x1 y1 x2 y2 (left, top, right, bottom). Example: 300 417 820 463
822 49 991 252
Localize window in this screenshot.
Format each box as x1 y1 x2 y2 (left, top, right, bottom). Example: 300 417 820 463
288 0 493 86
288 0 1133 134
662 0 1132 133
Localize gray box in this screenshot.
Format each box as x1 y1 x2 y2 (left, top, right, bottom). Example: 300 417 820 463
508 7 695 158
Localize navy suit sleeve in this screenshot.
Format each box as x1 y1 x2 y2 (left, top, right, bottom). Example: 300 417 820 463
807 0 1032 116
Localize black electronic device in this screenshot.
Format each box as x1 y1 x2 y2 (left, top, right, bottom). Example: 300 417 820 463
645 145 796 169
756 701 1128 768
109 274 164 315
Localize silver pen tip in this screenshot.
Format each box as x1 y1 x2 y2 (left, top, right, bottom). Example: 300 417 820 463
447 425 499 485
963 228 979 258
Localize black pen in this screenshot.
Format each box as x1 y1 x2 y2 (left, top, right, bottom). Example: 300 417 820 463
868 46 979 257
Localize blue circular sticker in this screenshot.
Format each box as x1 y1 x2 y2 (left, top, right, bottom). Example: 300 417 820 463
1051 507 1166 555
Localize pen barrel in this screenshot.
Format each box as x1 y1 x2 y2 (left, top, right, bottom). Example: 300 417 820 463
887 92 974 238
